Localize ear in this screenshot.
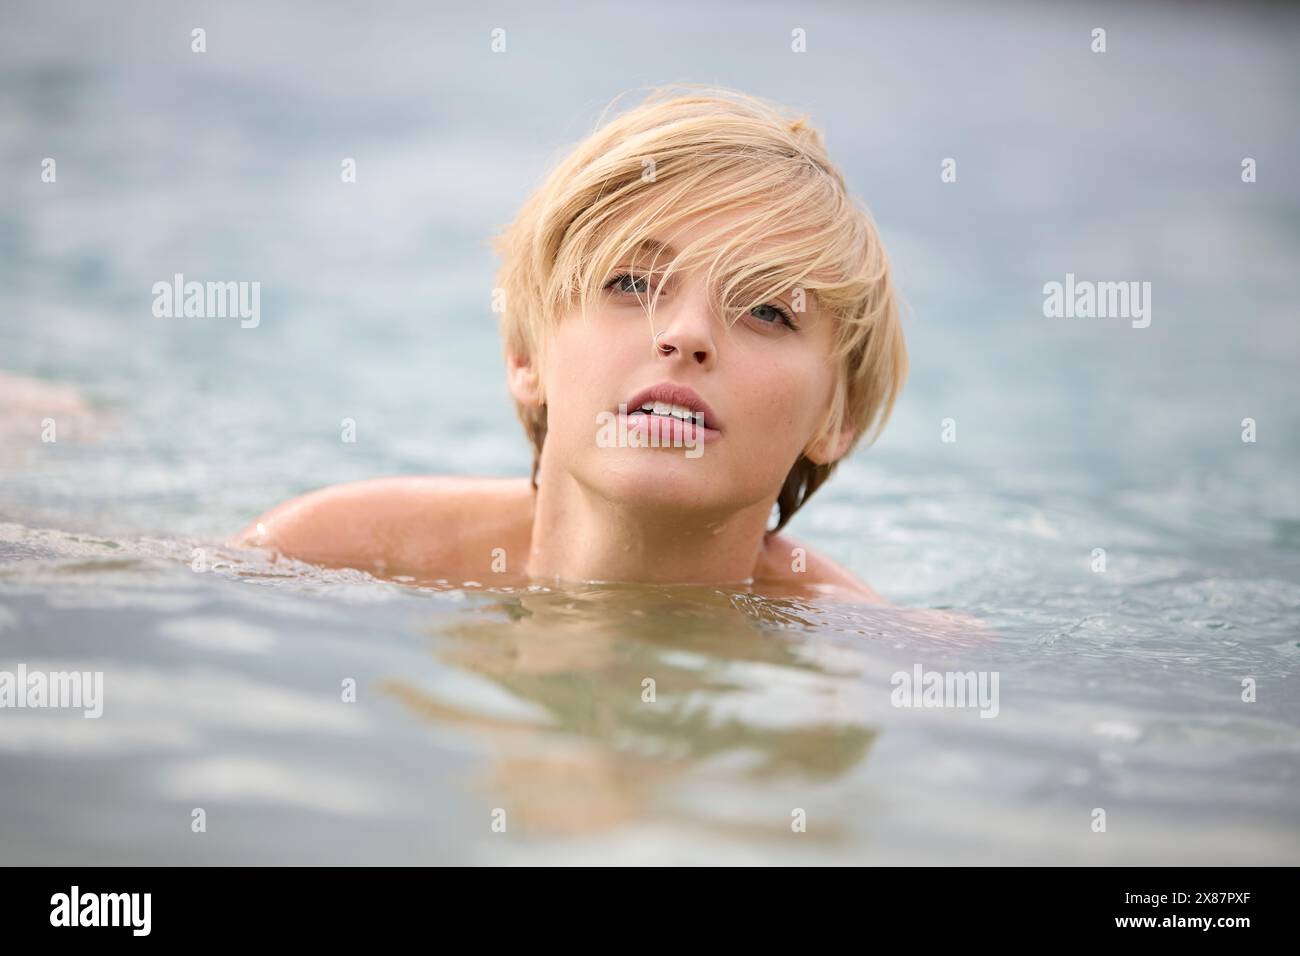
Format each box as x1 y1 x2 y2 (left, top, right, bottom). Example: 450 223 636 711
804 420 855 466
506 350 543 406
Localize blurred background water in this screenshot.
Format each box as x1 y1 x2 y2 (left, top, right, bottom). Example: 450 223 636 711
0 0 1297 864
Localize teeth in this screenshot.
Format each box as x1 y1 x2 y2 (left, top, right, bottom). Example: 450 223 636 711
630 399 704 426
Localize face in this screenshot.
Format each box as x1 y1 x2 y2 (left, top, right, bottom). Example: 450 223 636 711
512 207 851 522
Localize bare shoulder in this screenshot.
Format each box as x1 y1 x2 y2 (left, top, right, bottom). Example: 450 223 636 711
755 533 889 604
229 475 534 577
754 535 995 639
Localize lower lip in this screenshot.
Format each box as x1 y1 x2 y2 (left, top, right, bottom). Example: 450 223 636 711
620 411 722 445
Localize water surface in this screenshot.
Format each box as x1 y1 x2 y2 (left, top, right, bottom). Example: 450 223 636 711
1 0 1297 864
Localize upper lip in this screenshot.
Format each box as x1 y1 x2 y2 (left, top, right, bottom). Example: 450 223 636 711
621 382 721 431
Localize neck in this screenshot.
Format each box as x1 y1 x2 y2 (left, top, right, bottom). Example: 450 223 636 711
525 463 775 586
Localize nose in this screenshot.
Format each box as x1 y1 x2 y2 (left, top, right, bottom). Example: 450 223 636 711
651 288 717 369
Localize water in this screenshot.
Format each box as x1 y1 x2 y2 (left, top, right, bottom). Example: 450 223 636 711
1 0 1298 864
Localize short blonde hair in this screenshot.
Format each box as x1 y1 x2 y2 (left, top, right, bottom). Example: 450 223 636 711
491 84 907 533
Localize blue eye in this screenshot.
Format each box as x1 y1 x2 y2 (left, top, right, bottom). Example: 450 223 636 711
748 302 799 331
605 272 652 296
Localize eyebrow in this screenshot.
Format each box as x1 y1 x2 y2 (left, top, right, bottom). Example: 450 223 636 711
620 237 678 268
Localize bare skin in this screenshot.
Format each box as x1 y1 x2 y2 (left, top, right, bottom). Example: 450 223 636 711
229 475 886 603
231 206 892 603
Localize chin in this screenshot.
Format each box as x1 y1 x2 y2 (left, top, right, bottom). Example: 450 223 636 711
587 449 729 508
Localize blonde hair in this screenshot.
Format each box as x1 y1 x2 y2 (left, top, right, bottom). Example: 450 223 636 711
491 84 907 533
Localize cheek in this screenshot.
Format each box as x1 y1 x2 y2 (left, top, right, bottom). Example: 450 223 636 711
542 317 633 433
732 349 832 444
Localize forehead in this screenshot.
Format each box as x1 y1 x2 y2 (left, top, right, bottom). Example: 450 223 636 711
622 205 778 267
625 209 826 309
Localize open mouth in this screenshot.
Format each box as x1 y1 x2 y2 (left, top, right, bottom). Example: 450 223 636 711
628 399 705 425
617 382 722 445
622 405 720 445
